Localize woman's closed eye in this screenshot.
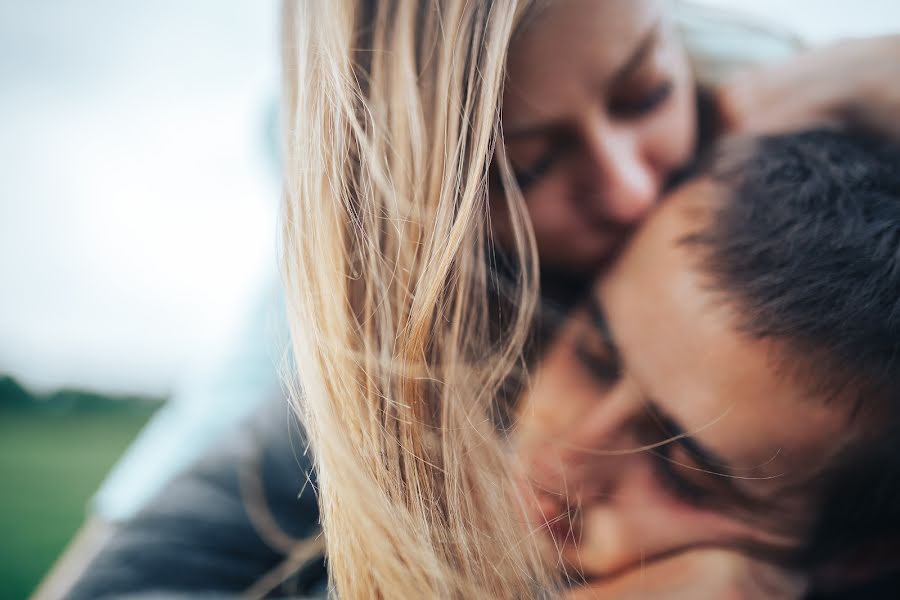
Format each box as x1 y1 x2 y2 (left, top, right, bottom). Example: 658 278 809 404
512 149 561 191
609 34 677 120
574 337 621 383
510 136 574 192
611 79 674 119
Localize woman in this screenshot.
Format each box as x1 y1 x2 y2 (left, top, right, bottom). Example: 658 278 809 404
281 1 900 598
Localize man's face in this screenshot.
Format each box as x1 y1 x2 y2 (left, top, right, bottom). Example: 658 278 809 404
515 179 855 578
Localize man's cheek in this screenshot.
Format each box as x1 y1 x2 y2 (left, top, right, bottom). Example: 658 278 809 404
558 499 767 579
515 339 599 445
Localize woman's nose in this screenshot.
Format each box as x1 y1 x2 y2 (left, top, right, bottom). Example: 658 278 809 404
579 123 658 226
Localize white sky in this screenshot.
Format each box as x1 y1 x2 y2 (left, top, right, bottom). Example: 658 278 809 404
1 1 899 396
0 1 280 395
694 0 900 43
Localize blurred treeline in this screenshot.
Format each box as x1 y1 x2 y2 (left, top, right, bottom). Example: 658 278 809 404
0 376 162 598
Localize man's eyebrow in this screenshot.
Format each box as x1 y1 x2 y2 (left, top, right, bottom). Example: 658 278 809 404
645 400 734 477
587 294 733 476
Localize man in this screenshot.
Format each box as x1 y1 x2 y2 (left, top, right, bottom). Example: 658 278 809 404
68 130 900 599
515 129 900 598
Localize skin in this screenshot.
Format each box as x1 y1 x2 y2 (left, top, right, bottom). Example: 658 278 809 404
562 548 808 599
719 35 900 140
494 0 697 274
514 179 858 581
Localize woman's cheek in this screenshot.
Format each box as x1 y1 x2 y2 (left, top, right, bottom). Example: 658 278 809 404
526 180 598 263
526 178 578 234
645 77 698 177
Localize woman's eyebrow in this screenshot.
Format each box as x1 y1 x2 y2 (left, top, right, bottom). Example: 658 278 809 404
586 295 619 361
503 119 561 140
608 19 662 88
504 21 663 139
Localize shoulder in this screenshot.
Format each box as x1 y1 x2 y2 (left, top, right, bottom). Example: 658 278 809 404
64 397 325 599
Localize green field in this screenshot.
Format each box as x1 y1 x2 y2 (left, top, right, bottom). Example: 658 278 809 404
0 377 160 599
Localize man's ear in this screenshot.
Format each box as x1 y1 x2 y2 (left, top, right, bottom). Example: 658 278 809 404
811 537 900 593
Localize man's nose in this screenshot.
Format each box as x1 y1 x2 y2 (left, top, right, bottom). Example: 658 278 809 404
525 385 642 507
578 121 658 226
562 461 673 576
527 449 645 553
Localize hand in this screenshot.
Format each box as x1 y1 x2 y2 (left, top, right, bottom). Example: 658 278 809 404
561 549 808 600
717 35 900 139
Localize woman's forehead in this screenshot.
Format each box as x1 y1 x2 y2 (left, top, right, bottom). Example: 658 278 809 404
503 0 667 126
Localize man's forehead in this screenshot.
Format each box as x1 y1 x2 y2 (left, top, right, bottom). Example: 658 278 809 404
594 178 849 488
594 177 720 285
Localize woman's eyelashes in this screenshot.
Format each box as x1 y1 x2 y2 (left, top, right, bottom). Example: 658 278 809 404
509 79 675 191
512 149 561 192
511 134 575 191
611 79 674 119
574 338 621 383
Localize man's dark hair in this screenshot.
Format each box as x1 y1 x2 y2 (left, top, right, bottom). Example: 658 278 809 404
695 129 900 408
690 129 900 578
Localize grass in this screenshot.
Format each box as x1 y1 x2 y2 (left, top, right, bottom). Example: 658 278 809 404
0 377 160 599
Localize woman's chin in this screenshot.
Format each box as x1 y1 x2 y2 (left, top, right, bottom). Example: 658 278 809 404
540 238 626 277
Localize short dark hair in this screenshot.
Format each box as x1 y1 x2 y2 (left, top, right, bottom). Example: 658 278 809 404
689 129 900 570
692 129 900 413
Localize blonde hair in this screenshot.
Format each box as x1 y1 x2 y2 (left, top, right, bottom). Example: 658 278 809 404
280 1 554 597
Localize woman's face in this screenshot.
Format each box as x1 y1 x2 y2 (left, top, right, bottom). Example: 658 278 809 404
495 0 696 273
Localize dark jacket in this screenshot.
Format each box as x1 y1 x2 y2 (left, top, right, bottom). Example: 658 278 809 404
66 398 327 599
66 397 898 599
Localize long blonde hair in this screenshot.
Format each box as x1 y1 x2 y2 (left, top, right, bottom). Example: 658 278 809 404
280 1 553 597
